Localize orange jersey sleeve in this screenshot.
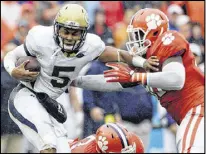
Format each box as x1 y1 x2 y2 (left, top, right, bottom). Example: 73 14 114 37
147 30 189 68
70 135 97 153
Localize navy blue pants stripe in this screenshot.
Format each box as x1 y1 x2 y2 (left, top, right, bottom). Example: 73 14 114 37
8 84 38 133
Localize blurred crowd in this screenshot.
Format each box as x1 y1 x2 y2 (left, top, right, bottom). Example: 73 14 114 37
1 1 205 153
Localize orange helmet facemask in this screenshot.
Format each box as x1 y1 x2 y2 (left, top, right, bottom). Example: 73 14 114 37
126 8 169 56
95 123 144 153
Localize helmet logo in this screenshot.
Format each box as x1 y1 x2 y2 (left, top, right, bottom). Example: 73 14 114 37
162 33 175 45
65 21 80 27
145 14 162 30
97 136 108 152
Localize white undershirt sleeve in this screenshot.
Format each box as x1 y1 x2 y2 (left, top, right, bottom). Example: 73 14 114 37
147 56 185 90
73 75 124 92
3 44 27 75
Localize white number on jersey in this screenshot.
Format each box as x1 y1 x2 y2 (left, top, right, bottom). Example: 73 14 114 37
51 66 75 88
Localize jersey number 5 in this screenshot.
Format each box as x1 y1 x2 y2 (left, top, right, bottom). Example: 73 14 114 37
51 66 75 88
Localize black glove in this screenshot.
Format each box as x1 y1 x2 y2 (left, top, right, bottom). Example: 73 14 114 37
36 92 67 123
120 82 139 88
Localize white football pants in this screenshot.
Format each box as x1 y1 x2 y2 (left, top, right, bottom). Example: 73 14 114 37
8 85 71 152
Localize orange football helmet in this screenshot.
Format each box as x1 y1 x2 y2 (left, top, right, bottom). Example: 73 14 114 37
95 123 144 153
126 8 169 56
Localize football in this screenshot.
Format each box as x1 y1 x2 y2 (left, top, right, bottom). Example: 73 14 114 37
15 56 41 72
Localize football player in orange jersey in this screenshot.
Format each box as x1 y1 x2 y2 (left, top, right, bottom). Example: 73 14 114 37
103 8 204 153
69 123 144 153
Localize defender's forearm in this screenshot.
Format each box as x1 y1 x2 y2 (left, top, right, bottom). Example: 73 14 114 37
99 46 146 68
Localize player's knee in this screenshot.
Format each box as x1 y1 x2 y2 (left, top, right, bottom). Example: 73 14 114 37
40 148 56 153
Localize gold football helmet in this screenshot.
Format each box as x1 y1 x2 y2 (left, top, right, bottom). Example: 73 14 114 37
54 4 89 52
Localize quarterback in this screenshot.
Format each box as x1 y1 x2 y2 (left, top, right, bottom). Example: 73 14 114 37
3 4 158 153
69 123 144 153
104 8 204 153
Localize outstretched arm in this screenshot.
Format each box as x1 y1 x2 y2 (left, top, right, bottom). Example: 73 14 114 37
72 46 159 92
72 74 139 92
104 56 185 91
98 46 159 71
72 75 124 92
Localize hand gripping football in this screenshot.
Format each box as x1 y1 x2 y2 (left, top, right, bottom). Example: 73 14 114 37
15 56 40 72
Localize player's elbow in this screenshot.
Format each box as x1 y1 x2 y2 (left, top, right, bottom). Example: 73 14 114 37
3 49 13 63
169 71 185 90
3 44 19 60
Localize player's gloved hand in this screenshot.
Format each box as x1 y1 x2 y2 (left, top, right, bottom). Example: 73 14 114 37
143 56 159 71
11 60 39 82
104 62 147 85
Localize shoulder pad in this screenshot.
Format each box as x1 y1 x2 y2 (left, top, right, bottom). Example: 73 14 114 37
27 25 56 49
85 33 105 48
82 33 105 60
147 30 189 64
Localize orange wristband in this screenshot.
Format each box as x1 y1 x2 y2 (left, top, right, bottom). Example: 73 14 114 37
132 73 147 85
